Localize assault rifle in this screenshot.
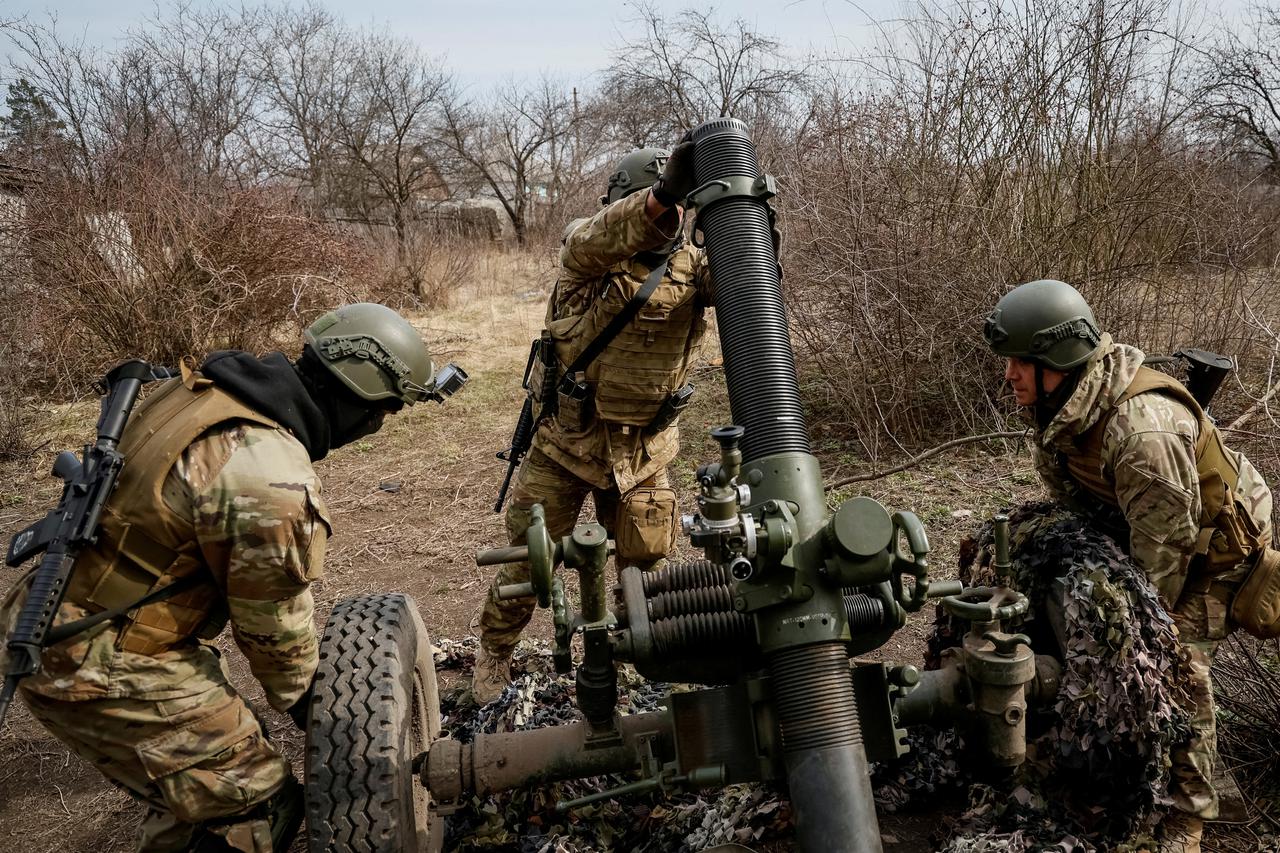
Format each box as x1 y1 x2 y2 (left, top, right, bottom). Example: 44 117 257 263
1145 348 1233 411
0 360 173 726
494 335 557 513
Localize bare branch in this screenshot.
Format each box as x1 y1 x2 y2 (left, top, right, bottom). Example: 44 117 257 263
825 432 1030 490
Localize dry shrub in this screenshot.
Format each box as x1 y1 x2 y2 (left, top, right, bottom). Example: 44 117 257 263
1213 636 1280 803
357 223 477 311
22 162 364 395
0 346 35 460
0 199 40 457
776 0 1280 458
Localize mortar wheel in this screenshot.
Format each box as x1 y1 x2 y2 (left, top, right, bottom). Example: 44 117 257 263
305 593 442 852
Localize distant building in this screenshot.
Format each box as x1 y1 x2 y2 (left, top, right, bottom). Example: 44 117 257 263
0 160 40 274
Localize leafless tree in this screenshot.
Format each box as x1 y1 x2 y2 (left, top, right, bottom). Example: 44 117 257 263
438 75 597 246
4 22 108 183
124 5 266 186
6 8 266 190
329 32 451 246
1198 3 1280 179
600 1 807 139
251 3 350 208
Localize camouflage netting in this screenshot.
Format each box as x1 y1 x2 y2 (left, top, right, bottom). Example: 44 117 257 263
434 501 1197 852
434 637 795 852
894 501 1197 852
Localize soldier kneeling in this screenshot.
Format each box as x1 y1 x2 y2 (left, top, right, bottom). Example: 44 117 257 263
1 304 448 852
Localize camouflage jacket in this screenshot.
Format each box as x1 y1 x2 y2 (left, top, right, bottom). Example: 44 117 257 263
1 421 327 712
1033 336 1273 604
535 189 713 494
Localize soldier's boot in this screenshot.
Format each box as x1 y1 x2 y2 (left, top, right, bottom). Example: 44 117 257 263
471 645 512 706
1158 813 1203 853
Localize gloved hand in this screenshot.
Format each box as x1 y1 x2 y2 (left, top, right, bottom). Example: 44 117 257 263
286 683 313 731
651 131 697 207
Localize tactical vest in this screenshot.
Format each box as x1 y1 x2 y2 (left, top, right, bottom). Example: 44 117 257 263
549 248 706 427
63 361 281 655
1063 367 1268 577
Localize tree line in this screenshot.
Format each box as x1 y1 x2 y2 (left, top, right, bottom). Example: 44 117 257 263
0 1 801 248
7 0 1280 454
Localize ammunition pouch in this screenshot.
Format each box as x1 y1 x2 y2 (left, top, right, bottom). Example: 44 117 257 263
556 373 595 433
1230 547 1280 639
528 353 552 407
644 383 695 436
616 486 678 565
527 333 559 410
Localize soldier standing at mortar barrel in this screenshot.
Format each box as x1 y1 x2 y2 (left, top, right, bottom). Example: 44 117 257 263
474 136 720 703
983 279 1280 853
0 304 463 852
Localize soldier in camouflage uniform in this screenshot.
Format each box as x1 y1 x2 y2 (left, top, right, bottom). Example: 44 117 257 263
472 137 713 704
0 303 442 852
984 280 1274 853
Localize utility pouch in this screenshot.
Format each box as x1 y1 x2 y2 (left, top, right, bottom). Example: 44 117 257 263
616 487 678 565
527 333 559 407
556 372 594 433
644 383 695 436
1230 547 1280 639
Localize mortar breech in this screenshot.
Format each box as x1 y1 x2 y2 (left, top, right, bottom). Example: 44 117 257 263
421 709 674 802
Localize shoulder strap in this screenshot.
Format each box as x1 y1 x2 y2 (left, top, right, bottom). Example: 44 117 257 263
41 572 208 647
1113 367 1213 457
560 259 669 386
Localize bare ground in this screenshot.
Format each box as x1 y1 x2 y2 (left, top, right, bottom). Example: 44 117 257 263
0 251 1274 851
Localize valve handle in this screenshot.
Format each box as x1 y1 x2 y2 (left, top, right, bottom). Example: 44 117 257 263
889 510 932 612
941 584 1030 623
981 631 1032 658
525 504 556 608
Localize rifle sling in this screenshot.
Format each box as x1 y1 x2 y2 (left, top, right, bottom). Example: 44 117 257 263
42 573 208 647
558 258 670 389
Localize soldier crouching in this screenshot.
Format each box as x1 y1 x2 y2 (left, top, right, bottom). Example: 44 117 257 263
983 280 1275 853
1 304 447 852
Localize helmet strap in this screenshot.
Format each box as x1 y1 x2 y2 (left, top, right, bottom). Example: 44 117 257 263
1033 361 1083 429
295 347 390 449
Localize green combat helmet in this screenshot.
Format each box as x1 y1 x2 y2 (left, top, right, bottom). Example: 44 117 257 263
305 303 452 404
983 279 1102 371
602 148 670 205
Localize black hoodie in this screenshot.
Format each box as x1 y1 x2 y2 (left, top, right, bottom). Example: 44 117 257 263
200 351 332 461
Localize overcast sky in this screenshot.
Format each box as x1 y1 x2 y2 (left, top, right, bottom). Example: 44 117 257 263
0 1 1035 86
2 0 1255 89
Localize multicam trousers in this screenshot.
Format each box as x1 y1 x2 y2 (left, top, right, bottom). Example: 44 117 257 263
20 677 291 852
478 446 677 657
1168 583 1231 821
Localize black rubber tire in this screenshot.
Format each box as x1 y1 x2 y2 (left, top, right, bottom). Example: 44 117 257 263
305 593 442 853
